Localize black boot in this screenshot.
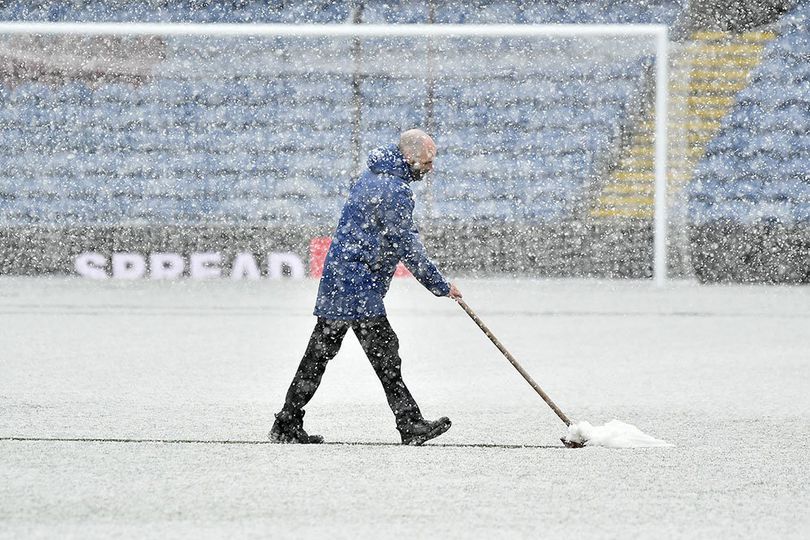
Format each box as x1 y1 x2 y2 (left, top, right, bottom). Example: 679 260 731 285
398 416 452 446
269 409 324 444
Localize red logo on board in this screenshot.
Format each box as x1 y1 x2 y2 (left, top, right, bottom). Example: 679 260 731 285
308 237 412 278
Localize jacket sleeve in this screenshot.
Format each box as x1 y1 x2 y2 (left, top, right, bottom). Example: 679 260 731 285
381 185 451 297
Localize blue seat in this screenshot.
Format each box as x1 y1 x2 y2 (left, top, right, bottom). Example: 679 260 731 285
757 132 796 156
521 3 564 23
432 199 472 220
6 84 39 108
726 178 764 200
776 159 810 180
0 173 25 196
523 197 566 222
729 104 765 128
92 83 135 104
467 199 517 221
130 197 178 223
55 82 92 105
302 195 342 222
256 199 303 222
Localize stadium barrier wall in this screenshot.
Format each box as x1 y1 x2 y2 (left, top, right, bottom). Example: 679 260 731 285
0 223 660 280
8 223 805 282
690 223 810 284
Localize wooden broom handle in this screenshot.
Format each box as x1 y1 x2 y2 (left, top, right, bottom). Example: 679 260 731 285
455 297 573 427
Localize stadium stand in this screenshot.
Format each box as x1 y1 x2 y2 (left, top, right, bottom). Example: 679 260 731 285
0 1 680 227
687 0 810 282
25 1 810 283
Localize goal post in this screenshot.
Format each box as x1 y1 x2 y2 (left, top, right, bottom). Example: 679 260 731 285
0 22 670 283
654 28 669 287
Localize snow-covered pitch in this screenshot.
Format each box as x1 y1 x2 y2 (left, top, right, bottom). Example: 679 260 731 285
1 277 808 538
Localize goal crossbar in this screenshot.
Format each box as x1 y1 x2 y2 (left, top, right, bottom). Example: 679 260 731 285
0 22 666 38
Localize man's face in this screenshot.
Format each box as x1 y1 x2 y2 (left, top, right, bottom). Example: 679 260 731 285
406 140 436 181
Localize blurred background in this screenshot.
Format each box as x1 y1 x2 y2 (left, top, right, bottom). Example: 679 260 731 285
0 0 807 283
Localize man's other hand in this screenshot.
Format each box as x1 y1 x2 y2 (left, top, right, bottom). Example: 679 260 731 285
448 283 462 299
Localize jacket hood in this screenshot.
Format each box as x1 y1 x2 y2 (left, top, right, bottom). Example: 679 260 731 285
367 144 415 182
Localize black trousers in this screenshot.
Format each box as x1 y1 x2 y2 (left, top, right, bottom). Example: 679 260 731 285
281 317 423 428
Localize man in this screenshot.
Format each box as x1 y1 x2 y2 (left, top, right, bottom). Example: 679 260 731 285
270 129 462 445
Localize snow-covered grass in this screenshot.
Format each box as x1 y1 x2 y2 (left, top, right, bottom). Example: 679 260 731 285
1 277 808 538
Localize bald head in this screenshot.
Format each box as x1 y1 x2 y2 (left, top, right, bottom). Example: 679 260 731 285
399 129 436 179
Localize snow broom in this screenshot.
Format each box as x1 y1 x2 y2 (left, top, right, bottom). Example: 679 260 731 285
455 298 584 448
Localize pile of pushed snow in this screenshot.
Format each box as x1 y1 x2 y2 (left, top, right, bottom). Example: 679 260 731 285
564 420 673 448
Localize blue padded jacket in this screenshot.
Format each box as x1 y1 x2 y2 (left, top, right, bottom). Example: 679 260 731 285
313 144 451 320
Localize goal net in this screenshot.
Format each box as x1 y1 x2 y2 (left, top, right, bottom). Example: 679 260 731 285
0 23 678 282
